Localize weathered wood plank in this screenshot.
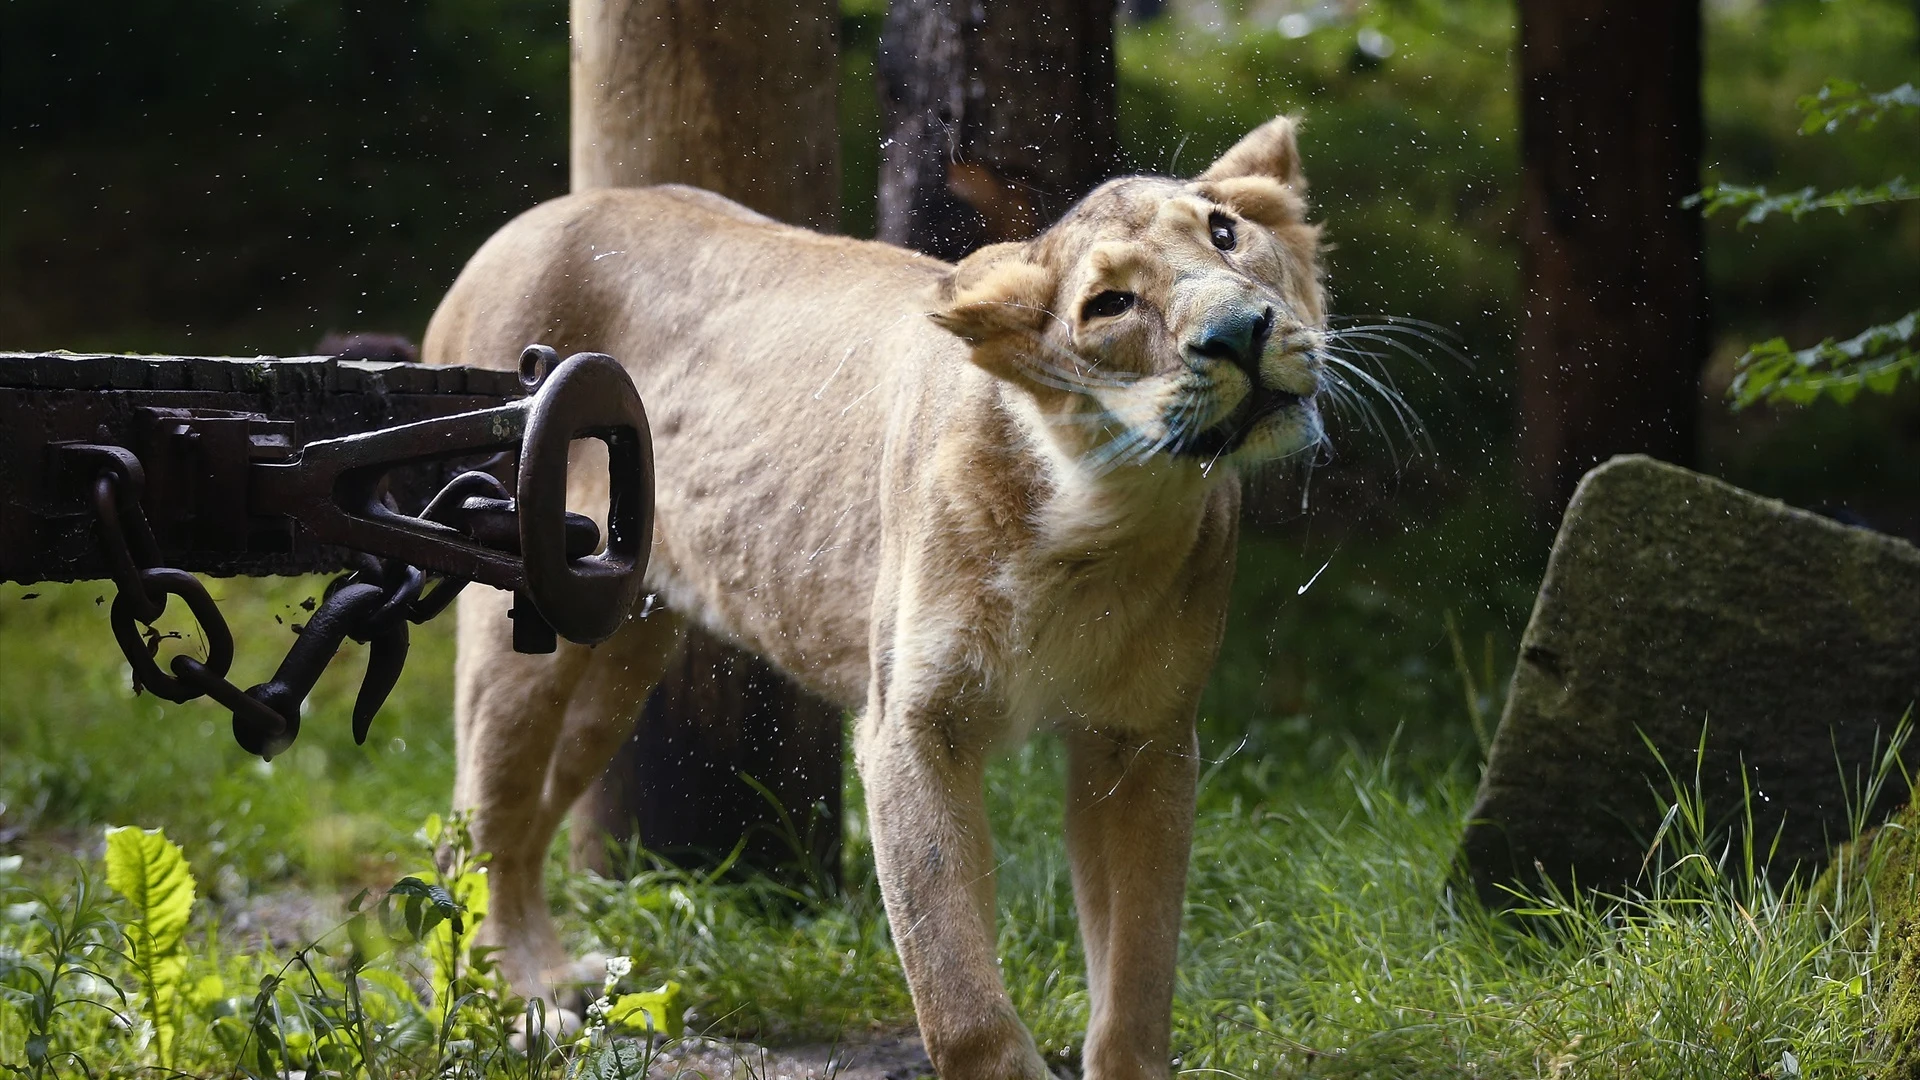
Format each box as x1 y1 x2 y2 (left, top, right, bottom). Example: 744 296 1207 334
0 353 524 585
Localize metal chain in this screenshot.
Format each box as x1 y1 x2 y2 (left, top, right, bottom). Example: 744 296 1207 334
89 460 491 760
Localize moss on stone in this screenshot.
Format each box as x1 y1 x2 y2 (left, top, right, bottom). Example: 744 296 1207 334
1819 800 1920 1078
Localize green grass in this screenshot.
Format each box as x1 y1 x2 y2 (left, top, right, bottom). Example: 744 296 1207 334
0 484 1898 1077
2 724 1888 1076
560 742 1881 1077
0 575 459 891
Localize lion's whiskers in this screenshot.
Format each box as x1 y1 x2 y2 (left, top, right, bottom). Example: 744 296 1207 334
1077 391 1198 476
1325 331 1441 387
1326 315 1473 370
1138 394 1205 467
1315 346 1433 466
1318 374 1382 443
1022 334 1143 390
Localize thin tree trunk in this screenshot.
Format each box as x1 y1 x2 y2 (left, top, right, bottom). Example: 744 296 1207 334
1517 0 1705 518
570 0 840 229
567 0 844 886
877 0 1120 259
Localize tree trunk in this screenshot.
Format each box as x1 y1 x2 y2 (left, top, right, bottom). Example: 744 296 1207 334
1517 0 1705 518
567 0 844 887
877 0 1120 259
570 0 839 230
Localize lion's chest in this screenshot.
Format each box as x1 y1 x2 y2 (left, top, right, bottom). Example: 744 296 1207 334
983 549 1208 738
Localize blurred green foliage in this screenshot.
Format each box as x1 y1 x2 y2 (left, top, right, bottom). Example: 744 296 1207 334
2 1 1908 360
1727 309 1919 408
7 0 1914 516
1703 1 1920 347
1693 4 1920 524
0 577 459 892
0 0 571 352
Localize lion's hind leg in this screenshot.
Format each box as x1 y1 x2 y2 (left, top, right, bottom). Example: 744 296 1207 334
452 585 685 1000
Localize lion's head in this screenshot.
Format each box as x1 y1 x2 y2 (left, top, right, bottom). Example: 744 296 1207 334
931 116 1326 473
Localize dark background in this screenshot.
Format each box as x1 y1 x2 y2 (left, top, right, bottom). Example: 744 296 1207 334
2 0 1916 525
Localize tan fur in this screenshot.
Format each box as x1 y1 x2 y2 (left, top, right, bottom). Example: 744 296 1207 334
424 116 1325 1080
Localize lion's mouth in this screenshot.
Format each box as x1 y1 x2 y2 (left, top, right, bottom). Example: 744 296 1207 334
1239 383 1303 425
1171 383 1305 459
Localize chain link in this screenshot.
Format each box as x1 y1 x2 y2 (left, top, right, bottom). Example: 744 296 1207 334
108 567 234 703
91 473 165 624
89 464 487 759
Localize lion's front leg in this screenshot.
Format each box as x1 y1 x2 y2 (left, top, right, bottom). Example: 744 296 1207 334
1064 722 1199 1080
856 707 1052 1080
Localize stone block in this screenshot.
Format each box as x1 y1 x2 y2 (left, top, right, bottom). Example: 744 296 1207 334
1460 455 1920 903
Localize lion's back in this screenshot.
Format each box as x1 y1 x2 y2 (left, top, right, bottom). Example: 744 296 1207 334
424 186 958 706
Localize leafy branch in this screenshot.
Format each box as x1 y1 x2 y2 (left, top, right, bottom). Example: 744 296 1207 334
1728 311 1920 410
1797 79 1920 134
1687 82 1916 225
1686 177 1915 226
1692 79 1917 410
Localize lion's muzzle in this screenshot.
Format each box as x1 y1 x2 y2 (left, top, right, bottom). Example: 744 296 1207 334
1186 304 1275 380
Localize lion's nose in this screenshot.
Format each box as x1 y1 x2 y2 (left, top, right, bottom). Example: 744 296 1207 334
1187 306 1274 380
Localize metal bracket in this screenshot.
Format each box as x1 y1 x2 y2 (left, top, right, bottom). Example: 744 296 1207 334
7 345 654 757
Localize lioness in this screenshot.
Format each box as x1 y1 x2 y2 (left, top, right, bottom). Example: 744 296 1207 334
423 116 1324 1080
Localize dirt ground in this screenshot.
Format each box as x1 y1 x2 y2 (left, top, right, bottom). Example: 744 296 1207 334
639 1034 935 1080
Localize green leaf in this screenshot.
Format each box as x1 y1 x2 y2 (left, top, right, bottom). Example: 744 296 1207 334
385 875 459 940
186 973 224 1012
346 911 394 969
104 826 196 1068
360 967 426 1015
1728 311 1920 410
104 827 193 955
584 1041 651 1080
604 982 685 1039
387 869 488 994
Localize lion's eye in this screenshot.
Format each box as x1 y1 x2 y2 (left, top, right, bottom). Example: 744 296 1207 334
1082 290 1135 320
1208 212 1237 251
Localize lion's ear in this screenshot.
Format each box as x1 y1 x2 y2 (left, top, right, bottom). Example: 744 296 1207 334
1197 115 1307 191
928 243 1055 345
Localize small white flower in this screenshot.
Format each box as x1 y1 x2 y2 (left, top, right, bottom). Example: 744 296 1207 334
603 954 634 994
